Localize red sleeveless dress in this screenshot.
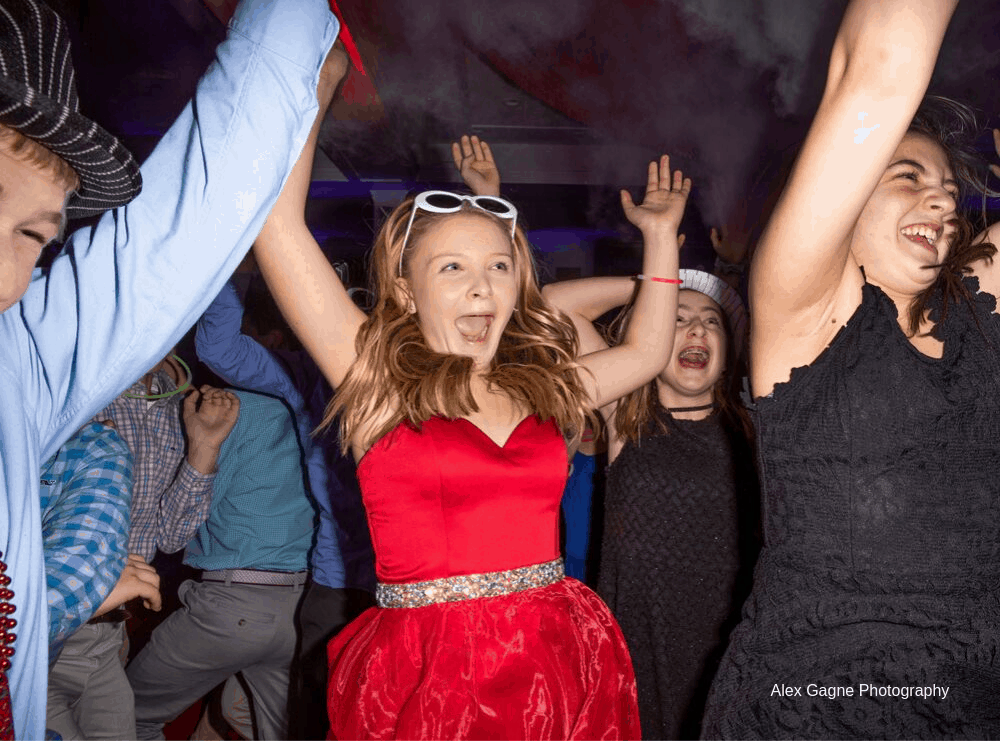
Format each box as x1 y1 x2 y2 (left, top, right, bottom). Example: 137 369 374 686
327 416 639 739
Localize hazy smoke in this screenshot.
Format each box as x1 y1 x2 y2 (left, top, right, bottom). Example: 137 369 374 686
321 0 998 232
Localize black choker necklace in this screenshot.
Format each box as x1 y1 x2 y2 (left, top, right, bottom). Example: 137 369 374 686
667 403 716 413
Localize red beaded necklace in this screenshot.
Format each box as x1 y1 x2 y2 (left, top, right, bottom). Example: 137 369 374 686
0 556 15 740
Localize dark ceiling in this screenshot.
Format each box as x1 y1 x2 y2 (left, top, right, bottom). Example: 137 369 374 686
52 0 1000 280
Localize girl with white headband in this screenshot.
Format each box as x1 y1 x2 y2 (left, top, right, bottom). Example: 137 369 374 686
543 267 759 740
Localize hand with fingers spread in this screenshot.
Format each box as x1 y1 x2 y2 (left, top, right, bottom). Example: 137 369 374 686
183 386 240 474
93 554 162 616
452 134 501 197
621 155 692 235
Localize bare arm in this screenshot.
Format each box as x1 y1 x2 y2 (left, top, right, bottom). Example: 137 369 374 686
751 0 958 393
542 277 635 357
253 44 366 390
575 157 687 409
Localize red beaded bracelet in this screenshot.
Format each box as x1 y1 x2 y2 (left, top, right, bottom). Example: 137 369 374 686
635 274 682 284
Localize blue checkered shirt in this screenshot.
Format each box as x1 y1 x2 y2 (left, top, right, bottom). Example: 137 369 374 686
96 371 215 561
40 423 133 661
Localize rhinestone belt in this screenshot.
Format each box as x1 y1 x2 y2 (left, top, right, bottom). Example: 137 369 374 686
376 558 565 609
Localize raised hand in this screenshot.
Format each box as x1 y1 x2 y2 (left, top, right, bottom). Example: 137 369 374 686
620 155 692 235
93 555 162 616
183 386 240 473
452 134 501 197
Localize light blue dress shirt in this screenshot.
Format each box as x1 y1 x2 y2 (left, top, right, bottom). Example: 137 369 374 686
0 2 337 737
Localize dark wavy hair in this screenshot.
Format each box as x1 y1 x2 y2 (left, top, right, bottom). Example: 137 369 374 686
906 96 998 336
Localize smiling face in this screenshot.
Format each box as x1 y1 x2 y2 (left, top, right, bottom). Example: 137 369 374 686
850 132 959 300
657 290 727 408
400 210 518 370
0 144 70 313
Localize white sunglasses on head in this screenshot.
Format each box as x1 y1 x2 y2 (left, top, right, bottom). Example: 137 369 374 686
398 190 518 276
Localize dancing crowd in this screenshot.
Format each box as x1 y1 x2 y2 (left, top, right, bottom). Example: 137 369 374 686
1 0 999 739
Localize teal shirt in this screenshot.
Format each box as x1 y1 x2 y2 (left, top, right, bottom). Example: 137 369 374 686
184 391 314 573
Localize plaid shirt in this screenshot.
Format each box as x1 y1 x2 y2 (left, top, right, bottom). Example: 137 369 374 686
40 423 133 661
96 371 215 561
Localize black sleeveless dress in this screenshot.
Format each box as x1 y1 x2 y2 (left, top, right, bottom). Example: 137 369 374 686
598 409 759 739
702 280 1000 739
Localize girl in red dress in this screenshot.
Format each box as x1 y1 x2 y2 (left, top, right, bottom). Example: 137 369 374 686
253 56 691 738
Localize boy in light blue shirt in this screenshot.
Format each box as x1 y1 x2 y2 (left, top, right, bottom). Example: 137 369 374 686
0 2 343 737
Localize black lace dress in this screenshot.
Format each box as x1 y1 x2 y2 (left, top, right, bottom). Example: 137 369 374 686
598 409 759 740
702 280 1000 739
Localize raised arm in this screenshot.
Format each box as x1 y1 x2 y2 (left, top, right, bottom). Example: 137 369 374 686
575 156 688 409
452 134 501 197
195 280 307 408
751 0 958 383
253 45 366 390
8 0 341 462
542 277 635 356
154 388 240 555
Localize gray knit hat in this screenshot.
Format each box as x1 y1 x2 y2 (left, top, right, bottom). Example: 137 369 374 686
678 269 747 355
0 0 141 217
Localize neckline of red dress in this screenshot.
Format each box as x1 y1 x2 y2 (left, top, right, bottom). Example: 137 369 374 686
453 414 536 450
357 414 542 470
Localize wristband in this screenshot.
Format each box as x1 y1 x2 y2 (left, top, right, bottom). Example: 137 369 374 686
635 274 682 284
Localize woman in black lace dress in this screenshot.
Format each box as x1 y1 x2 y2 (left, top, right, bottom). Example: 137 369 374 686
544 269 759 739
701 0 1000 738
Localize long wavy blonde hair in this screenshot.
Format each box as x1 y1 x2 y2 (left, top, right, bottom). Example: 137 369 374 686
323 196 596 454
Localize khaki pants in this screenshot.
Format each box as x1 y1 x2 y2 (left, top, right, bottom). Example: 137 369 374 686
127 579 304 740
47 621 134 740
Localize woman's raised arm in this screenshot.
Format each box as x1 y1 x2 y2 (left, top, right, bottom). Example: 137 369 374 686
751 0 958 393
573 156 687 409
253 45 367 389
542 276 635 358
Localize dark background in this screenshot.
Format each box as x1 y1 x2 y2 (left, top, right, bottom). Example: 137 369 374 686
51 0 1000 282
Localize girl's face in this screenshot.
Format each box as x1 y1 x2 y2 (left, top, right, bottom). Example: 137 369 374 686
657 290 727 407
850 133 959 298
401 211 518 370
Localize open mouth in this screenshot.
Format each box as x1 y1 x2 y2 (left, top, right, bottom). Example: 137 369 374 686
454 314 493 343
900 224 941 252
678 346 709 369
